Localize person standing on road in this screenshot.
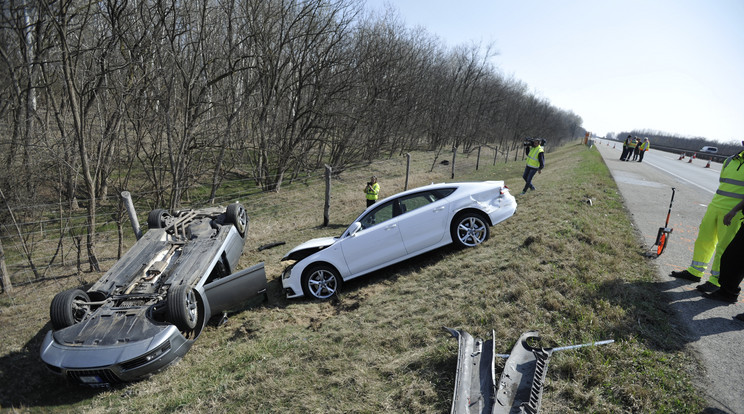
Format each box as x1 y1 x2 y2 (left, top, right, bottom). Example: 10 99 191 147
620 135 632 161
630 137 640 161
364 176 380 208
521 138 545 195
671 144 744 291
701 198 744 305
637 138 650 162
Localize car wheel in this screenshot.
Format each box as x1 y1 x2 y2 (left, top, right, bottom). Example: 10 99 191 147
301 265 341 300
451 211 490 248
50 289 90 330
226 203 248 237
147 209 171 229
168 285 199 331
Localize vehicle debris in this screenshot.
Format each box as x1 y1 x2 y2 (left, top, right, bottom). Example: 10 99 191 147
445 328 614 414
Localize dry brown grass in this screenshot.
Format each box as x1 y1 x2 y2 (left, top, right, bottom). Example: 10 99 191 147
0 144 704 413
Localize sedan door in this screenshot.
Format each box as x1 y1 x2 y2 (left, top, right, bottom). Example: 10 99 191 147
340 200 406 275
203 263 267 313
395 190 452 254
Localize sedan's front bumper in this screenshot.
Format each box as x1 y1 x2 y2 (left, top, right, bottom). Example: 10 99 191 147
40 325 191 387
281 264 304 299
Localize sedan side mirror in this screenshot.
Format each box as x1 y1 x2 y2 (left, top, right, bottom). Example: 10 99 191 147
347 222 362 237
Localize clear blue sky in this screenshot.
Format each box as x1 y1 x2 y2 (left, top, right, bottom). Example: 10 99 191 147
364 0 744 144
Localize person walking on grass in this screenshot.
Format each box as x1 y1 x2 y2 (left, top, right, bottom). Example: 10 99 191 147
671 142 744 292
521 138 545 195
364 176 380 207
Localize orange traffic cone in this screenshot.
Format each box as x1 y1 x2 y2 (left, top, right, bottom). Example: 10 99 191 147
693 153 697 159
705 159 711 168
678 153 684 160
688 157 693 163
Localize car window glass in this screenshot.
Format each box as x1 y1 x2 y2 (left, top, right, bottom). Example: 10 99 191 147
431 188 456 200
360 202 395 230
398 193 435 215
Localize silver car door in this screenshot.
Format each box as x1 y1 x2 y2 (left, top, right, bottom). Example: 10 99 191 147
203 263 267 314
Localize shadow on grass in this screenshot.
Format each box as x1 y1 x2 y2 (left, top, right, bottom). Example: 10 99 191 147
598 276 744 353
0 322 103 409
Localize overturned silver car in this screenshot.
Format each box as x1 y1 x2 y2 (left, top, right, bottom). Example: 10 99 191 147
40 204 267 387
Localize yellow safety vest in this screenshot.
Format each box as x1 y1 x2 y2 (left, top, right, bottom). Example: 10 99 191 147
526 146 543 169
365 183 380 201
711 151 744 210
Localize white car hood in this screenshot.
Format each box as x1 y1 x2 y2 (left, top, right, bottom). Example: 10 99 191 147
281 236 338 262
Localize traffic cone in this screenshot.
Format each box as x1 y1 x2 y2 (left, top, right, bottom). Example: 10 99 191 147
678 153 684 160
688 157 693 163
613 144 616 149
705 158 711 168
693 153 697 159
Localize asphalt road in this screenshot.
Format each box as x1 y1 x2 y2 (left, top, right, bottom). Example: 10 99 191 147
594 140 743 414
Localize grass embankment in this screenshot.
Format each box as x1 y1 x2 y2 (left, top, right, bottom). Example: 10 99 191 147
0 143 704 413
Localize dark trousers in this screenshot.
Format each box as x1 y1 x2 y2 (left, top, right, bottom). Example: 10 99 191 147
718 223 744 296
620 147 629 161
366 199 376 208
522 166 538 192
638 151 645 162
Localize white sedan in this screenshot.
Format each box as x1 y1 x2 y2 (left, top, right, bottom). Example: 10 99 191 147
281 181 517 299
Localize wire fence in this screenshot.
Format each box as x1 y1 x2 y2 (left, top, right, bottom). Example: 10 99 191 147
1 146 519 291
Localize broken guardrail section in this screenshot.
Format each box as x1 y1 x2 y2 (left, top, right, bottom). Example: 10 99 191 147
445 328 613 414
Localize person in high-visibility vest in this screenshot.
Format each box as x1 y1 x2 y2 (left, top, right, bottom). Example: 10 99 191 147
364 176 380 207
700 198 744 304
671 145 744 291
637 138 650 162
620 135 632 161
629 137 639 161
520 138 545 195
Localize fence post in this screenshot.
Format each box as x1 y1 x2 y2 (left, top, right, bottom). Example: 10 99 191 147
476 146 481 171
451 147 457 179
493 146 498 166
323 164 332 227
121 191 142 240
0 237 12 294
405 153 411 190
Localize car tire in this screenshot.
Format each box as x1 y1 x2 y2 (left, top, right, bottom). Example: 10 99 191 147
147 209 171 229
450 211 490 248
50 288 90 330
167 285 199 331
226 203 248 237
301 264 342 300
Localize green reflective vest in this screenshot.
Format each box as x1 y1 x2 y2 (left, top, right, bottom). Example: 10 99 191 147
711 151 744 210
365 183 380 201
526 146 543 169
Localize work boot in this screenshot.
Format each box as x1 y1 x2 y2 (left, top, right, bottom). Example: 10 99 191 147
670 270 701 282
696 281 720 293
701 289 738 304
